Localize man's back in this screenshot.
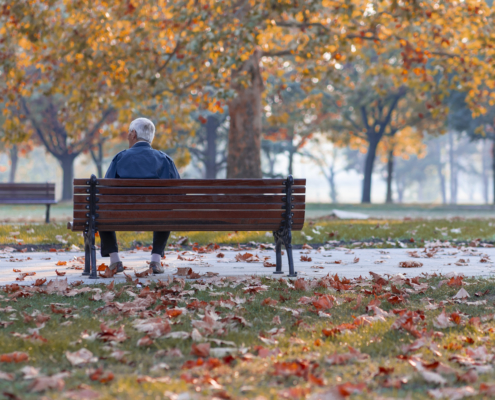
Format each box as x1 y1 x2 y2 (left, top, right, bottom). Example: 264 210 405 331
105 142 180 179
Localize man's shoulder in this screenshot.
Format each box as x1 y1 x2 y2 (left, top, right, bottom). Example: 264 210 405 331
155 149 174 161
111 149 127 161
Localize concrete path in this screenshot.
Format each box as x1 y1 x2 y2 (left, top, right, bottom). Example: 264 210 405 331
1 245 495 285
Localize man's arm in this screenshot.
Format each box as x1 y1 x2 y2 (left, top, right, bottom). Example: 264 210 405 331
104 151 125 178
169 158 180 179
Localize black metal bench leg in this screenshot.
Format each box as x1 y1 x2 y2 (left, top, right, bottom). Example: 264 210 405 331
273 232 283 275
45 204 50 224
82 231 90 276
284 231 297 277
89 224 99 279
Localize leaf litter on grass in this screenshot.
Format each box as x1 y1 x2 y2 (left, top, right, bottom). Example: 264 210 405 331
2 243 495 399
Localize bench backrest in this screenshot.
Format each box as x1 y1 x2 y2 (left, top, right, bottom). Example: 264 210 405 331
0 183 56 203
71 178 306 232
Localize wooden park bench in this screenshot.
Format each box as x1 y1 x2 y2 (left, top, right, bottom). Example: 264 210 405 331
67 174 306 279
0 182 57 223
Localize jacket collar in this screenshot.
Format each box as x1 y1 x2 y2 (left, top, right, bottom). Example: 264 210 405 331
132 141 152 149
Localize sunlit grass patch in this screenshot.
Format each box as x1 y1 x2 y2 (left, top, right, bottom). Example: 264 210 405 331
1 218 495 249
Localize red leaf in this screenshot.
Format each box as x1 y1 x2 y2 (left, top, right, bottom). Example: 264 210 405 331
0 352 29 363
190 343 210 357
89 367 114 383
33 278 47 286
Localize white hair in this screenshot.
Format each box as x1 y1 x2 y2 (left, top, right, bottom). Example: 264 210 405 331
129 118 155 143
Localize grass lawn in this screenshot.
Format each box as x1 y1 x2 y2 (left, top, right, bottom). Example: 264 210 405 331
0 270 494 399
1 218 495 250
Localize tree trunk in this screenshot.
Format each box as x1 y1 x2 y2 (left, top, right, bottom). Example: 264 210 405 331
328 164 337 203
433 140 447 205
59 154 77 201
227 50 263 178
90 142 104 178
9 145 18 183
395 173 405 203
263 147 277 178
448 131 457 204
481 140 489 204
205 115 220 179
362 136 380 203
492 139 495 205
288 148 295 176
385 149 394 204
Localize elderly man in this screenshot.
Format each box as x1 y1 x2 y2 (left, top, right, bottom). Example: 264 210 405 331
99 117 180 274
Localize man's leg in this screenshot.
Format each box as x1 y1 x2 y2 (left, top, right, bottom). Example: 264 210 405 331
99 231 123 272
150 231 171 273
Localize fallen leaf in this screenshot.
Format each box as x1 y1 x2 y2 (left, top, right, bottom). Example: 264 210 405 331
0 371 14 381
97 263 108 271
89 367 114 383
137 335 154 346
428 386 477 400
263 260 276 267
399 261 423 268
29 373 69 392
99 267 116 278
135 268 152 278
433 309 455 329
453 288 470 300
0 352 29 363
480 383 495 395
55 261 67 266
235 253 260 262
66 348 97 366
447 276 464 287
190 343 210 357
294 278 308 291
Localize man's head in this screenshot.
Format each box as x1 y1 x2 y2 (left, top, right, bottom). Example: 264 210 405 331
128 118 155 148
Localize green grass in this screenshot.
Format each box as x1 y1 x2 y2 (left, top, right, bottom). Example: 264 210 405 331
0 274 495 399
2 218 495 249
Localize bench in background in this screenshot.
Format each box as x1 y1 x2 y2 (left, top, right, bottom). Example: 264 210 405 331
0 183 57 223
67 175 306 279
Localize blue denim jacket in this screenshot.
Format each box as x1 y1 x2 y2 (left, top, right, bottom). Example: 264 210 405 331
104 142 180 179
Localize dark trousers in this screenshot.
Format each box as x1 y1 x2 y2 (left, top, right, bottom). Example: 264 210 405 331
99 231 171 257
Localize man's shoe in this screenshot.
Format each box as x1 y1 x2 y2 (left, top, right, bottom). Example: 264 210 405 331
149 261 164 274
109 261 124 273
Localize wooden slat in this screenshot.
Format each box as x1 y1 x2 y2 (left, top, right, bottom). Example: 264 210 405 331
73 218 304 226
72 223 304 231
73 178 306 187
73 202 305 211
72 224 299 232
74 194 305 204
73 210 305 220
74 187 306 195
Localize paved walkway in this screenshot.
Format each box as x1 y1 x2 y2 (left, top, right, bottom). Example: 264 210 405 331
1 245 494 285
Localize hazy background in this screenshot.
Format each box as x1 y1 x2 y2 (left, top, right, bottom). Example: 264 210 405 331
0 131 491 205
